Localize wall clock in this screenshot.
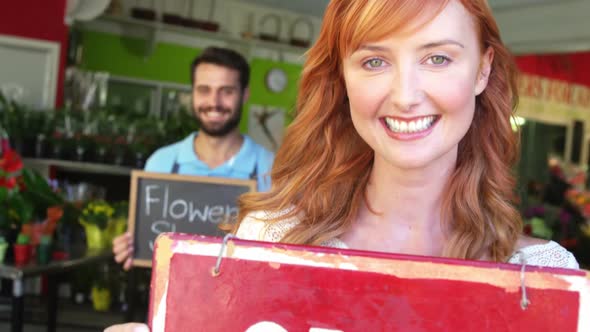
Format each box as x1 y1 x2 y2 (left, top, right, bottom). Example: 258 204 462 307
265 68 288 93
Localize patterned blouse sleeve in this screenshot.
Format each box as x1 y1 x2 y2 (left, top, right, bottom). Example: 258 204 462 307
235 211 268 241
508 241 579 269
236 210 299 242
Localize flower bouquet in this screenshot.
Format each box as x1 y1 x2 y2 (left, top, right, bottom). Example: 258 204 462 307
79 200 114 250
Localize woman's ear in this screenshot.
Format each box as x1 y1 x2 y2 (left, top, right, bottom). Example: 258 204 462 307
475 47 494 96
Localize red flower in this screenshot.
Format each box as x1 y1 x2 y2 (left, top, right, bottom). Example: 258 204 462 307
0 149 23 174
0 176 17 189
1 146 24 190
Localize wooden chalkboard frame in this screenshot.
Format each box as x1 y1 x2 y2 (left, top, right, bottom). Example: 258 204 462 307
128 170 256 267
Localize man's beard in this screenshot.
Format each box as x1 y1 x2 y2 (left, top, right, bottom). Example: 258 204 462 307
196 103 242 137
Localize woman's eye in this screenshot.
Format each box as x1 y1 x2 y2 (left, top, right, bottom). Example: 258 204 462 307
428 55 450 65
364 58 384 68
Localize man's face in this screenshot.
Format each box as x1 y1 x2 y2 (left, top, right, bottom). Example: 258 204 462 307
192 63 248 137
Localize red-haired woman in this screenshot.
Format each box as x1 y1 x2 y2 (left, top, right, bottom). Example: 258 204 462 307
235 0 578 268
105 0 577 331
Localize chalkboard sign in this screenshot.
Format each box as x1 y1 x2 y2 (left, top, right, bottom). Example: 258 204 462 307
128 170 256 267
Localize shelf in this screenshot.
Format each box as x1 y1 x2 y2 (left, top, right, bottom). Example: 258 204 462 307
88 15 308 58
23 158 134 176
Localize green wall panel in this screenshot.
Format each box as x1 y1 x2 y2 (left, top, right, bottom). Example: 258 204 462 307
80 30 301 133
81 30 197 84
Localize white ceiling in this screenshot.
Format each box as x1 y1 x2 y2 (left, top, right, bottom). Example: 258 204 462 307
240 0 568 17
240 0 330 17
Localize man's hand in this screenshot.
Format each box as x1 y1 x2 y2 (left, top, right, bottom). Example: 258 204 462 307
113 232 133 271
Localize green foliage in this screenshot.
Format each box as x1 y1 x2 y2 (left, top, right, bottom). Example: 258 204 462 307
61 202 82 226
0 92 51 141
80 200 114 230
0 192 33 230
21 169 64 220
0 92 25 139
164 106 198 144
16 233 30 245
1 143 64 229
112 201 129 219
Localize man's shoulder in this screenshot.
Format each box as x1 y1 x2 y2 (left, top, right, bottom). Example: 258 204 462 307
243 135 274 163
144 139 186 171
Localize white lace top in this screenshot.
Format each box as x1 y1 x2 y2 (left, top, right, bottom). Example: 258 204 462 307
236 211 580 269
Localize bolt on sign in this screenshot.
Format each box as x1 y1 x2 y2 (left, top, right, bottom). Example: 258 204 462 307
149 233 590 332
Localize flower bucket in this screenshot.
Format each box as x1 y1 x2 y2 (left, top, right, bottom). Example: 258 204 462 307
13 244 32 265
91 286 111 312
80 220 108 250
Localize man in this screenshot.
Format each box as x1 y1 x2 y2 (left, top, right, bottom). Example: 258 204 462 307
147 47 273 190
112 47 274 270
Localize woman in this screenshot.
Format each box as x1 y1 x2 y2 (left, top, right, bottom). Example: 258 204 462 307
106 0 577 330
234 0 578 267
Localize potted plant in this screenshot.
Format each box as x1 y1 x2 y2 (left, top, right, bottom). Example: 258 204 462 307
71 132 94 162
13 232 31 265
37 234 52 264
92 111 116 163
91 264 112 312
49 130 66 160
111 135 129 166
0 93 52 158
105 201 128 246
54 201 83 256
50 110 79 160
93 134 112 164
0 135 34 253
22 108 50 158
165 106 197 145
128 135 154 169
21 168 64 220
34 110 56 158
91 280 112 312
0 92 27 156
79 200 114 250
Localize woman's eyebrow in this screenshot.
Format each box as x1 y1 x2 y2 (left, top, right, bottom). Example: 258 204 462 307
418 39 465 50
356 39 465 54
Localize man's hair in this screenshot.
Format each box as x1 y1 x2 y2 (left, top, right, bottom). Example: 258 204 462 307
190 47 250 90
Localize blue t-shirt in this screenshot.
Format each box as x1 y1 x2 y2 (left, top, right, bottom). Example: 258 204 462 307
144 132 274 191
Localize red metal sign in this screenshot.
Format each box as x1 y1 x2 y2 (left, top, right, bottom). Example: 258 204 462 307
149 233 589 332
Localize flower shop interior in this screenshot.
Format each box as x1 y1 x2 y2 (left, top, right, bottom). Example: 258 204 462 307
1 0 590 331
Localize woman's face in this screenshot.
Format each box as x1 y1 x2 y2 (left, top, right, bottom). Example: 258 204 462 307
342 0 493 171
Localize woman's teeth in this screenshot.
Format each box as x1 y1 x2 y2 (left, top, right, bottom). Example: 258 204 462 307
385 116 436 134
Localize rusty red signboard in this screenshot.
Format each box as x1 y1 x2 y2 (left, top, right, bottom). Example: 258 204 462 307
149 233 589 332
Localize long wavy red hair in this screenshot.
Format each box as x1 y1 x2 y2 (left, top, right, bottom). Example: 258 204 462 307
234 0 520 261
